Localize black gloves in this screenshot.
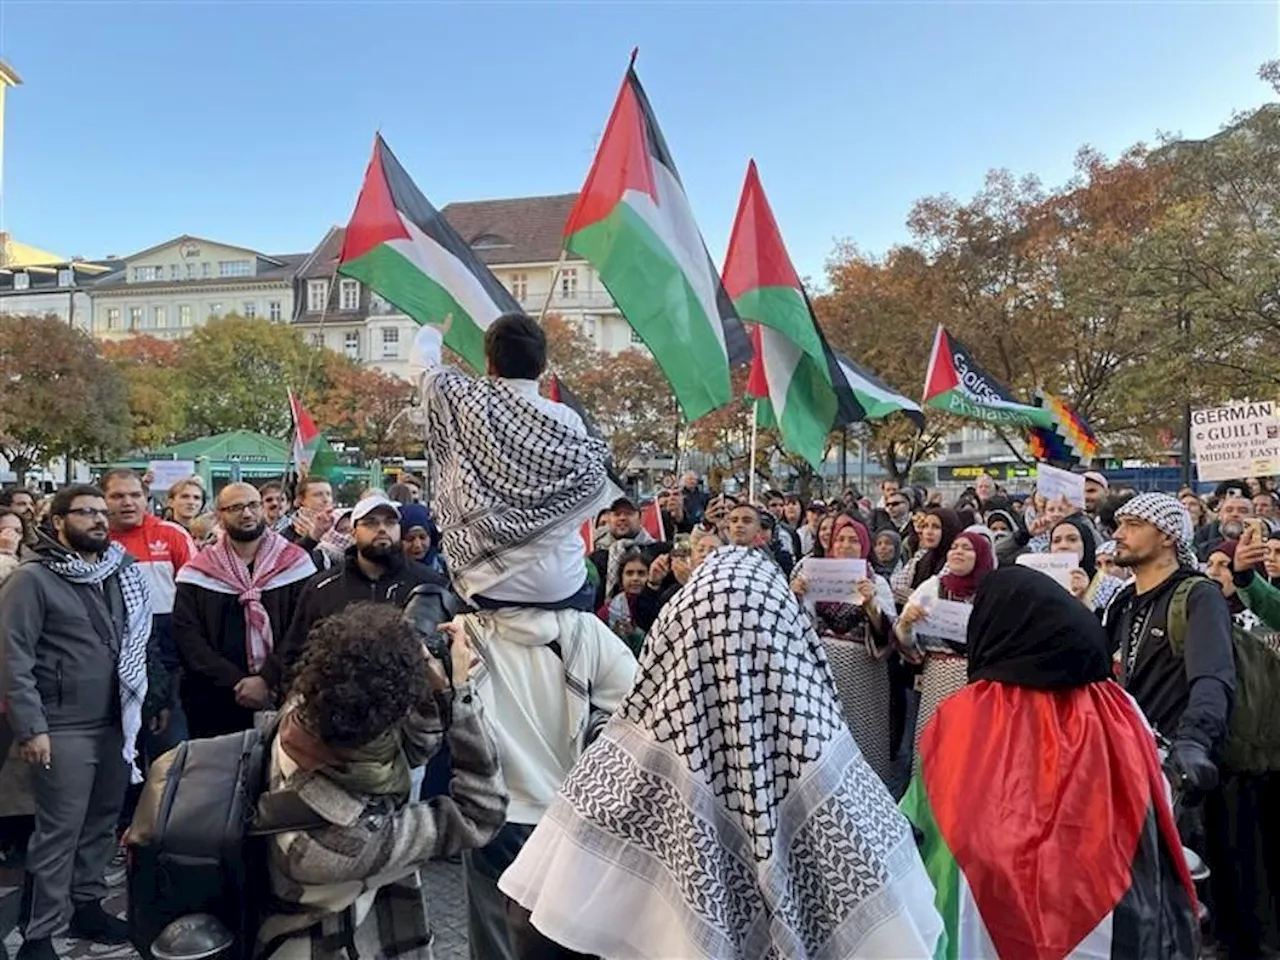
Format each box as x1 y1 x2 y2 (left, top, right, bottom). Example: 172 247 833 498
1166 738 1219 793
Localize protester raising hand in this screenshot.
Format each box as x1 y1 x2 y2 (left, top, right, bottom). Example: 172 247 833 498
1234 523 1268 572
647 553 671 590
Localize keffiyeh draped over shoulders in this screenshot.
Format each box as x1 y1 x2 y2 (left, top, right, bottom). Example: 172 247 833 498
499 547 942 959
419 352 611 594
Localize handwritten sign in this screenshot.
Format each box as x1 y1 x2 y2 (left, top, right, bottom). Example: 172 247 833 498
920 599 972 644
802 558 867 604
149 460 197 493
1016 552 1078 590
1035 462 1086 509
1191 400 1280 483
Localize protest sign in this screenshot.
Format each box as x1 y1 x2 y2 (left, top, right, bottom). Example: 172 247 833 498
149 460 197 492
1016 552 1078 590
802 558 867 604
1190 400 1280 483
1035 462 1086 509
920 599 972 644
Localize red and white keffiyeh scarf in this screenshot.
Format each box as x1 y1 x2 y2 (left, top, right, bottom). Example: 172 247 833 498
176 530 315 673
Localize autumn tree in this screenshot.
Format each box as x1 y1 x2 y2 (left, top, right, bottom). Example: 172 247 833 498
101 335 189 450
311 353 418 459
0 315 130 482
178 314 320 437
570 348 681 472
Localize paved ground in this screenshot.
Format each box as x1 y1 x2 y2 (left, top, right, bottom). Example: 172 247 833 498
1 859 469 959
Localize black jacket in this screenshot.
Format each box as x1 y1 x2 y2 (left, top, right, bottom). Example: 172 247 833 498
278 547 452 679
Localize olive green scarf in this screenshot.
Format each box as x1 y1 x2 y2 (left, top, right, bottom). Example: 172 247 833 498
279 710 412 804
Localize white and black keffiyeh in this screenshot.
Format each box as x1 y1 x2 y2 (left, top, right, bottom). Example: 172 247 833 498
499 547 942 959
1115 493 1198 569
421 367 610 586
43 542 153 782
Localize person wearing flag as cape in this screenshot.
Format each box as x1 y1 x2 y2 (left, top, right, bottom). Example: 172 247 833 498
409 312 638 960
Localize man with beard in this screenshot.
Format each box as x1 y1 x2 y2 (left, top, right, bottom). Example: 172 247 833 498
0 485 153 960
279 493 452 675
1195 492 1253 561
172 482 315 739
871 489 914 538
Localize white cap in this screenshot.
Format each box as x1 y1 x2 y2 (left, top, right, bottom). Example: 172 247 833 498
350 493 401 524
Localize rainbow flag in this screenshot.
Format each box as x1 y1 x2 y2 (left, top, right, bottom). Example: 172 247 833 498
1028 390 1098 466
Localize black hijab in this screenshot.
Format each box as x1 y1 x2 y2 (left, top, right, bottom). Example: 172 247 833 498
966 566 1112 689
1051 514 1097 578
912 507 963 588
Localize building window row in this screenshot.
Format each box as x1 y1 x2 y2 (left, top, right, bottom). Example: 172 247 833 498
218 259 253 277
98 298 280 331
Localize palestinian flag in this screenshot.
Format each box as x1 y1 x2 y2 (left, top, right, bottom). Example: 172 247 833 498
726 162 923 467
288 390 338 480
338 135 521 371
901 680 1199 960
922 325 1055 429
564 60 751 421
1028 389 1099 466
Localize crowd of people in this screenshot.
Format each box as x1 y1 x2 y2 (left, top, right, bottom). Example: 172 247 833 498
0 311 1276 959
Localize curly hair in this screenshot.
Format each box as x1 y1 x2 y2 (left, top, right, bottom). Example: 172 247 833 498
289 602 429 748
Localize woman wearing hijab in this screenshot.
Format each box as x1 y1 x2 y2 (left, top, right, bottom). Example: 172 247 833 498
895 530 995 755
902 566 1199 959
499 548 944 959
791 515 896 784
1050 515 1125 614
890 507 962 606
871 528 903 582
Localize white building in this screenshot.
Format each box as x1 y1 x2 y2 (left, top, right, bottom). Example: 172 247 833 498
88 235 305 340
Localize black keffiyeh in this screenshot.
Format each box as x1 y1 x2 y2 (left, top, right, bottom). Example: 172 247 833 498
499 547 943 959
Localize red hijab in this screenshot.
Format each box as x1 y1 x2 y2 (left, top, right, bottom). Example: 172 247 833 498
939 531 995 601
830 514 872 560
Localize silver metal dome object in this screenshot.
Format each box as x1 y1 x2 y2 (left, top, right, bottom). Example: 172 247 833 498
150 913 235 960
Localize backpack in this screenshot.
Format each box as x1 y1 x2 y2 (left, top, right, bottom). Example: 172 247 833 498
125 716 334 960
1167 576 1280 773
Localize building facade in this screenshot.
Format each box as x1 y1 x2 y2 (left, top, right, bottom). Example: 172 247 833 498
88 235 304 341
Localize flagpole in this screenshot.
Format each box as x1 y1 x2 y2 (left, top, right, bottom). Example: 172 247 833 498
748 398 759 503
537 248 570 324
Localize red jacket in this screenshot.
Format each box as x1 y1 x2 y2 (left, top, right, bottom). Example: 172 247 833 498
111 514 194 615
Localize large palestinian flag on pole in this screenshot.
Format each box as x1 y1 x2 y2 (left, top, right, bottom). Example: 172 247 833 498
564 59 751 421
726 161 923 468
922 325 1055 429
338 135 521 371
901 681 1198 960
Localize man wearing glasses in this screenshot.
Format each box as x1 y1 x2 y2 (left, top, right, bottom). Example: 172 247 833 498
872 492 914 539
0 485 154 960
173 483 315 740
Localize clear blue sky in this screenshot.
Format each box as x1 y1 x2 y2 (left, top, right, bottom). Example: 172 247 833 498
0 1 1274 280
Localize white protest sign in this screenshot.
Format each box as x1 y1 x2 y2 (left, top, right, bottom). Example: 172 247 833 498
149 460 197 492
1191 400 1280 483
920 599 972 644
1035 462 1086 509
802 558 867 604
1016 551 1078 590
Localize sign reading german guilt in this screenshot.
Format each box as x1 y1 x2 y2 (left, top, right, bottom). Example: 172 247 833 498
1191 401 1280 482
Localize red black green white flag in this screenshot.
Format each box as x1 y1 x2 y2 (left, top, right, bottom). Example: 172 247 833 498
288 390 337 480
902 680 1198 959
922 325 1054 429
564 60 751 421
338 135 521 372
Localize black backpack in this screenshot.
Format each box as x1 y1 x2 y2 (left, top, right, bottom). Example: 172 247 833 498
125 717 329 960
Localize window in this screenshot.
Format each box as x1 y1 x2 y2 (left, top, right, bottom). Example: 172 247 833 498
132 266 161 282
209 302 224 318
185 263 196 280
242 302 257 318
381 326 400 358
268 300 282 322
344 331 360 359
153 306 167 328
310 333 325 348
510 273 528 301
947 441 964 455
106 307 121 330
129 307 144 330
307 279 328 312
13 272 28 290
339 278 360 311
179 304 193 327
630 327 644 345
560 268 578 300
218 260 252 277
201 262 211 278
169 264 180 280
57 269 73 288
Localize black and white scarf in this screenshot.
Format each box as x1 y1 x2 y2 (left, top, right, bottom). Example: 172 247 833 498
499 547 943 959
43 542 152 782
1115 493 1199 569
421 367 611 590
